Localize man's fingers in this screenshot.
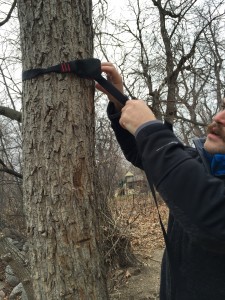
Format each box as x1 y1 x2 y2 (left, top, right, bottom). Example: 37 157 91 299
101 65 122 84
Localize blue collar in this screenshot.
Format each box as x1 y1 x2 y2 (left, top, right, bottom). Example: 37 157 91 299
203 149 225 176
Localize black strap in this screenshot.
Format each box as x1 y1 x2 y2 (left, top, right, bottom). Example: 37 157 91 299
94 75 128 106
148 178 179 299
22 58 129 107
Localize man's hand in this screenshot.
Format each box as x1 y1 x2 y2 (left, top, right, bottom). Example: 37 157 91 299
120 100 156 135
96 62 156 134
95 62 124 111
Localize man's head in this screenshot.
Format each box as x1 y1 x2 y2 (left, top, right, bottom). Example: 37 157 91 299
204 102 225 154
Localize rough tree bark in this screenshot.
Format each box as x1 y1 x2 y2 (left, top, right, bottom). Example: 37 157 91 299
17 1 108 299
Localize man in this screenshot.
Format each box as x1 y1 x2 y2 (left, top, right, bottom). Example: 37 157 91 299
96 63 225 300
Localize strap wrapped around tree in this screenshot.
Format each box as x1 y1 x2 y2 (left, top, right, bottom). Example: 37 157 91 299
22 58 129 107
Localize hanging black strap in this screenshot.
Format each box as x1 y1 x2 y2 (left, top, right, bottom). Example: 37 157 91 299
22 58 129 107
148 178 179 299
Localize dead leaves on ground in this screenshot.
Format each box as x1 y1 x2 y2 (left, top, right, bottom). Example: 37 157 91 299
109 194 168 257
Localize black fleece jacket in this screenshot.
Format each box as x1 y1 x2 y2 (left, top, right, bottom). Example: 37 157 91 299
108 103 225 300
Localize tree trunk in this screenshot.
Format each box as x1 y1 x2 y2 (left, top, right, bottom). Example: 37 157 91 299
17 1 108 299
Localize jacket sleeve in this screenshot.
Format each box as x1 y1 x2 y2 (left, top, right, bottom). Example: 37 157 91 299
135 122 225 252
107 102 143 169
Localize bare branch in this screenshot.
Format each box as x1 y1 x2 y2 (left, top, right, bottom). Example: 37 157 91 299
175 115 206 127
0 105 22 122
0 167 23 179
0 158 22 178
0 0 17 27
0 233 33 298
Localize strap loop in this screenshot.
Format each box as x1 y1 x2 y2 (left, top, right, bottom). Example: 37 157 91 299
22 58 128 107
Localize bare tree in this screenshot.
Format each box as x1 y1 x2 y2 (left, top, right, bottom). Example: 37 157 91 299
0 0 24 234
0 0 17 26
94 0 225 143
1 1 225 296
18 0 109 298
95 116 125 200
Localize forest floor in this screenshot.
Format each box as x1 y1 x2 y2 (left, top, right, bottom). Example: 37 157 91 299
108 194 168 300
0 194 168 300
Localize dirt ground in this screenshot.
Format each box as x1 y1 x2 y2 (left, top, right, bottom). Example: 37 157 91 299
109 249 164 300
108 194 168 300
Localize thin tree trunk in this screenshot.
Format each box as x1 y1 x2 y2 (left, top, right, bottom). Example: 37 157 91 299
18 1 108 299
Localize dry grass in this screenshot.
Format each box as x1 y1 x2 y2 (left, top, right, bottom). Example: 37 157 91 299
109 193 168 257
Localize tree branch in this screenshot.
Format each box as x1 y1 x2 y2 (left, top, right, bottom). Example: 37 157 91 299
0 168 23 179
175 115 206 127
0 159 22 178
0 233 33 299
0 106 22 122
0 0 17 27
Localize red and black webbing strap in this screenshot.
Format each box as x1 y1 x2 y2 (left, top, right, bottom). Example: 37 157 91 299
22 58 129 107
